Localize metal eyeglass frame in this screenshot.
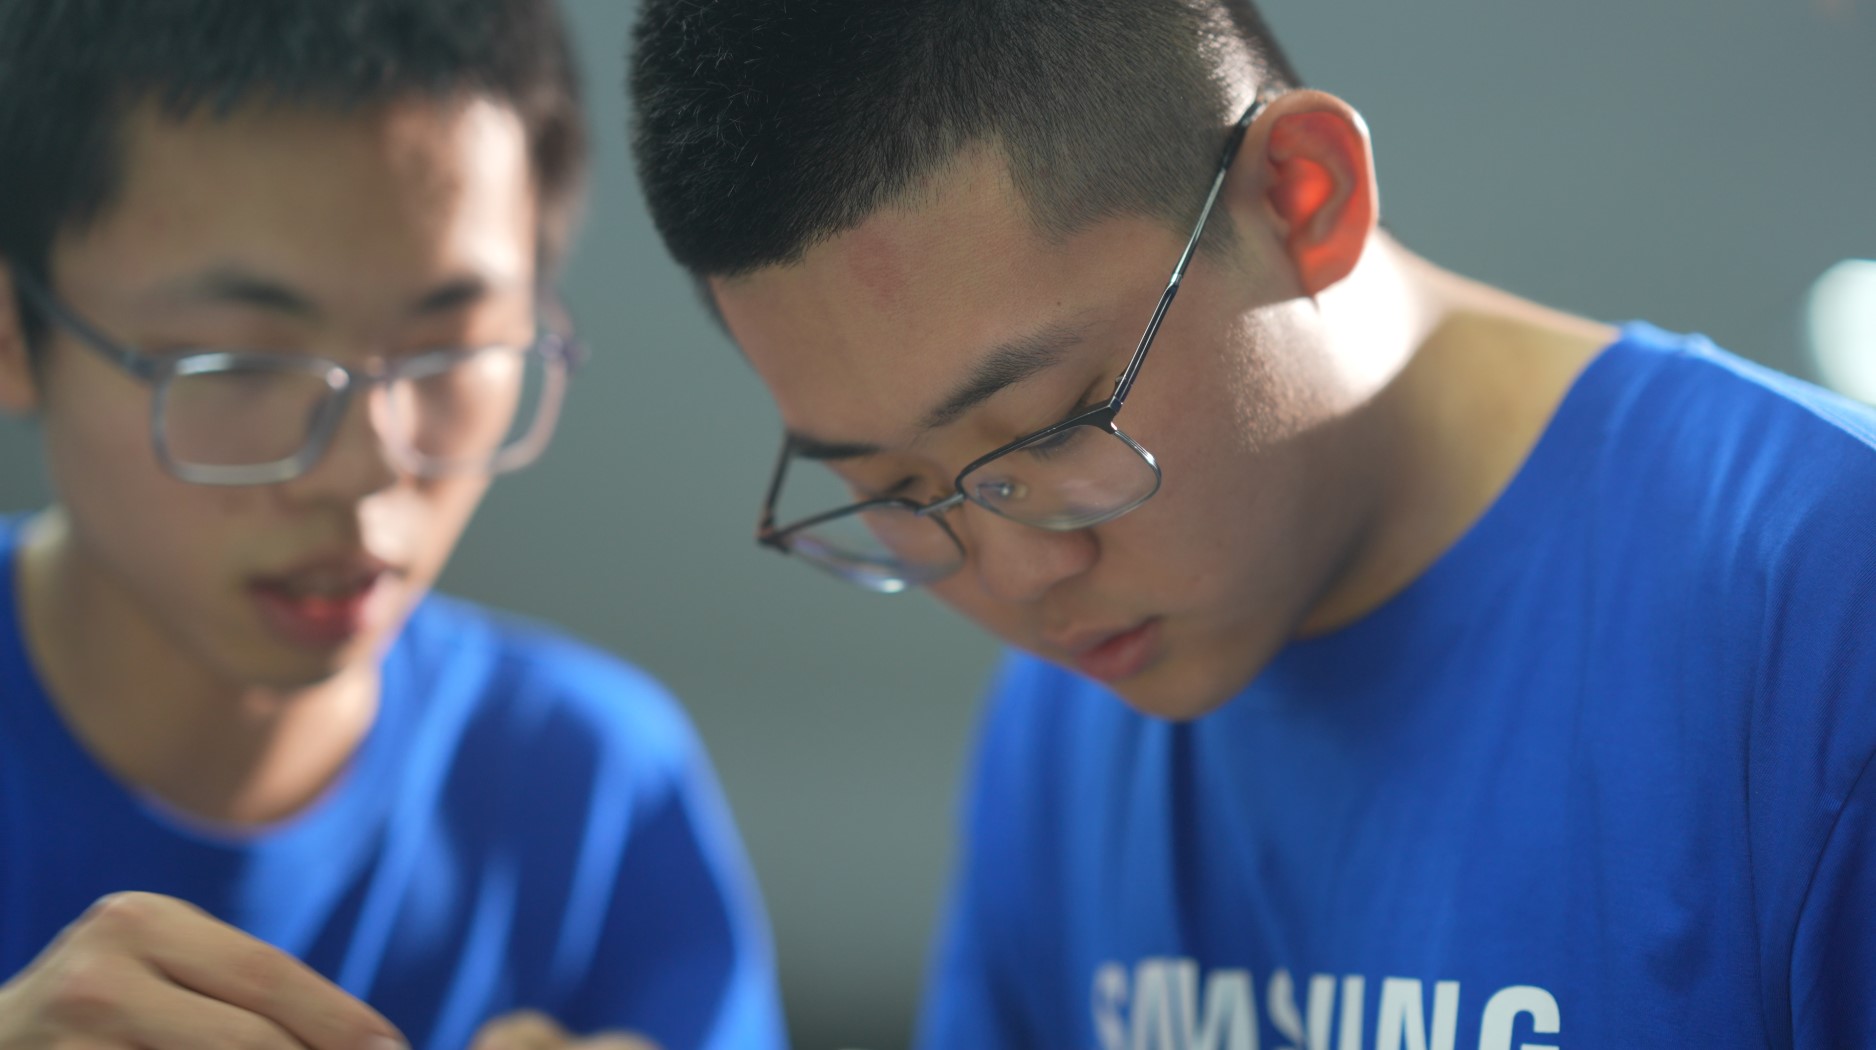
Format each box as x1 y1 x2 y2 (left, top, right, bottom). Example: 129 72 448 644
756 95 1269 581
9 265 586 486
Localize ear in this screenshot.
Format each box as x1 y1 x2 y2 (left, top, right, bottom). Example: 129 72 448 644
1250 90 1379 297
0 263 42 414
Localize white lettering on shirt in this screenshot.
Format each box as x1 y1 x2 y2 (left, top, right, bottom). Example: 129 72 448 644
1090 961 1559 1050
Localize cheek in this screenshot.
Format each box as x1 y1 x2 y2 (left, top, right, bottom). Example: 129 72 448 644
42 370 158 513
926 576 1032 645
1107 351 1326 603
1116 394 1251 565
42 385 265 596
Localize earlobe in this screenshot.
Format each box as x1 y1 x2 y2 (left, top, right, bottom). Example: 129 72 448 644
0 265 43 414
1256 92 1379 297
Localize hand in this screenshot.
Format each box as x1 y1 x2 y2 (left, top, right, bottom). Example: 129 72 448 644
468 1010 660 1050
0 891 408 1049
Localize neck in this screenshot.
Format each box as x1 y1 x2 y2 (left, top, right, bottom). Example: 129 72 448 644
16 510 380 826
1294 234 1613 635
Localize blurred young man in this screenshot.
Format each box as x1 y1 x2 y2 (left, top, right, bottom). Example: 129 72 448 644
0 3 783 1048
629 1 1876 1046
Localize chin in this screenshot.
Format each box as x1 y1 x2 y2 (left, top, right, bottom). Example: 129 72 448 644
1106 628 1295 720
1104 664 1245 722
231 653 357 693
215 631 383 693
1111 686 1236 722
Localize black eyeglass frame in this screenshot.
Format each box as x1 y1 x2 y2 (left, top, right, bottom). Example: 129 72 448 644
756 96 1271 579
8 265 586 486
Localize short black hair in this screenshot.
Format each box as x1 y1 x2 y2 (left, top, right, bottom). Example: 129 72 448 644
0 0 587 349
629 0 1300 278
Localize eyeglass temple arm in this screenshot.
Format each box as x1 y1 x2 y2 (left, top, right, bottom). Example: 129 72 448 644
7 264 163 381
1109 96 1267 406
757 436 794 538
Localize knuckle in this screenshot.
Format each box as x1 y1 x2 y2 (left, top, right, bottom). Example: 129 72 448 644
79 891 167 939
37 955 127 1032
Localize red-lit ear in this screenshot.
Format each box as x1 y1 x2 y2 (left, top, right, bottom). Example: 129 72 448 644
1253 90 1378 297
0 264 41 414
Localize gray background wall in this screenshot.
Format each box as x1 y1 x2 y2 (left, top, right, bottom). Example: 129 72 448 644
1 2 1871 1047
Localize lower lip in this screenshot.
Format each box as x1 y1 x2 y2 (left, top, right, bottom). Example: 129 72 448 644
250 576 388 650
1072 618 1163 684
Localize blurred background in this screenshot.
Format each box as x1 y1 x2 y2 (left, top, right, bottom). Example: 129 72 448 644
2 1 1871 1046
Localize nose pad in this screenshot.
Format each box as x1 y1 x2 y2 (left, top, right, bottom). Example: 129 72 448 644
290 380 403 496
368 378 422 463
959 503 1098 603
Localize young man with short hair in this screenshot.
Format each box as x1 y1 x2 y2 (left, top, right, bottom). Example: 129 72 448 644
629 1 1876 1046
0 3 783 1048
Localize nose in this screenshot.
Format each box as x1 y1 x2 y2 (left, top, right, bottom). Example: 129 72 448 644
959 503 1098 603
284 381 402 502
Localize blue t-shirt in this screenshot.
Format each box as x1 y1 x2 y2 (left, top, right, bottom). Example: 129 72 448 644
918 324 1876 1050
0 524 786 1050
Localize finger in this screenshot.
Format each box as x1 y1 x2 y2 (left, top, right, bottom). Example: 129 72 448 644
34 951 308 1050
468 1009 571 1050
123 975 314 1050
82 894 406 1050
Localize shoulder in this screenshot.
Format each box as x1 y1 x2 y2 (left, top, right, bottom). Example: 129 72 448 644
1578 325 1876 602
1593 323 1876 513
1596 329 1876 871
381 599 775 1031
1582 322 1876 667
395 595 703 797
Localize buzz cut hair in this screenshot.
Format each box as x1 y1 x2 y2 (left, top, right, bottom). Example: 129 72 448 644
629 0 1300 278
0 0 588 349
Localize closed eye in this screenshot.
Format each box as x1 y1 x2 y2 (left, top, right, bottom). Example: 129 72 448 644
1023 427 1080 459
1014 391 1108 461
845 473 924 503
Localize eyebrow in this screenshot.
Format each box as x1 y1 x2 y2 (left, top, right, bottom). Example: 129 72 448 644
783 319 1092 463
144 266 501 319
786 433 886 462
917 320 1089 432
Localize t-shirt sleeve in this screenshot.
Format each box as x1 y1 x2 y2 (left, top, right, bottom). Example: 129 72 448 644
915 655 1053 1050
551 701 786 1050
466 635 785 1050
1733 400 1876 1044
916 862 1024 1050
1787 753 1876 1042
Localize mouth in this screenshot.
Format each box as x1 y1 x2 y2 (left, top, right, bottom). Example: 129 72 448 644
1054 617 1163 685
248 555 401 650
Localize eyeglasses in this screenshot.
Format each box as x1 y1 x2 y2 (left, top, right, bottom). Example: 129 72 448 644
755 96 1268 593
10 268 584 486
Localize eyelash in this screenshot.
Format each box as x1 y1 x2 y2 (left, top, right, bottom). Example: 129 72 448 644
1023 427 1079 459
884 386 1103 491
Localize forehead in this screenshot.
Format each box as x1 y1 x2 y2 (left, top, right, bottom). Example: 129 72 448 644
57 96 536 299
711 146 1174 442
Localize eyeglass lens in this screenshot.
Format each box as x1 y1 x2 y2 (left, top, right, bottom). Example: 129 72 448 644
156 345 555 477
781 423 1157 587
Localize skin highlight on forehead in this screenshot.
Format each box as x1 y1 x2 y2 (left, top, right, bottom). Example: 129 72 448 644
833 140 1038 312
57 96 535 328
844 226 909 311
782 317 1095 461
916 319 1093 432
715 147 1184 463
